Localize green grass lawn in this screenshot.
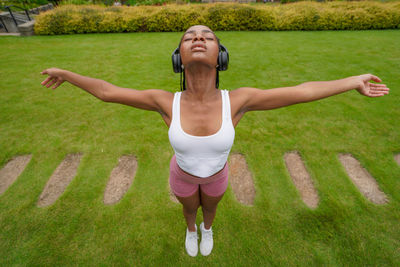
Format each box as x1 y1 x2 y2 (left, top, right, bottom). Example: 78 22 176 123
0 30 399 266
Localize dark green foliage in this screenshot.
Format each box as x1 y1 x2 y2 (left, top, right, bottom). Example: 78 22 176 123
34 2 400 35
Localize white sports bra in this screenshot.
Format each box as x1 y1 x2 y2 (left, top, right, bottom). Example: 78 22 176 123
168 90 235 178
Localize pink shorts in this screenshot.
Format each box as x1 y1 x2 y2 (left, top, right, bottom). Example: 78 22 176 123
169 155 229 198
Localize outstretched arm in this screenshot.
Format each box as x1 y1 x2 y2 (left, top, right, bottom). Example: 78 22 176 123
234 74 390 112
40 68 172 114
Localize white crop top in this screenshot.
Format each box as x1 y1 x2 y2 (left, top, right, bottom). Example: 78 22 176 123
168 90 235 178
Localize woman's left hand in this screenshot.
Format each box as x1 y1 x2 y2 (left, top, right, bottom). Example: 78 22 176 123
356 74 390 97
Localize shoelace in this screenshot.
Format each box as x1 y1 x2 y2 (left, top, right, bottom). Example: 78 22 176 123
188 232 198 240
202 230 213 240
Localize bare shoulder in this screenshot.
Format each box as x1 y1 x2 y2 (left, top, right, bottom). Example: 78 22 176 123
150 89 174 102
149 89 174 118
225 87 256 126
133 88 175 127
228 87 247 101
229 87 259 99
228 87 257 114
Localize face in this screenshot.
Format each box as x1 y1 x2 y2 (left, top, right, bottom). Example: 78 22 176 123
179 25 219 69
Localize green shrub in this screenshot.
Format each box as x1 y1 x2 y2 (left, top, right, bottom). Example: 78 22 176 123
34 2 400 35
0 0 50 9
58 0 172 6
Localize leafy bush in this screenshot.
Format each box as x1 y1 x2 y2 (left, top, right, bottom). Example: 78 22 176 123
34 2 400 35
57 0 171 6
0 0 52 9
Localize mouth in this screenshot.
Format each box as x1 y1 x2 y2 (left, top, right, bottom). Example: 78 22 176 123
191 43 206 52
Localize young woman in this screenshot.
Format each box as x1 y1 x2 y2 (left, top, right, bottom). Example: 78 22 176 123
40 25 389 257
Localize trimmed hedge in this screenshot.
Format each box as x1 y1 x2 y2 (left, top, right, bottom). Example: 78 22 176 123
34 2 400 34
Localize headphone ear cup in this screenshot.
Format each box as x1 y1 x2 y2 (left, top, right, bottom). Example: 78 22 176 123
218 51 222 71
217 44 229 71
172 47 182 73
220 52 228 71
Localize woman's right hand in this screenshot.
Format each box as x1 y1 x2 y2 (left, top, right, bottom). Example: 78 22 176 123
40 68 66 90
355 74 390 97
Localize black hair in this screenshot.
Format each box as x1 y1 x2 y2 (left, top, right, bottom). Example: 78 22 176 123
178 32 221 91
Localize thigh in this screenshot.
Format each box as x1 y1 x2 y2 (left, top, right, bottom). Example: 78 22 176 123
200 186 225 211
199 166 229 199
199 171 228 209
169 170 199 199
170 174 200 210
175 187 200 211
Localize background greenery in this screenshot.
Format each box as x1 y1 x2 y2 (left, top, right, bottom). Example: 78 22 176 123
0 30 399 266
0 0 58 9
34 2 400 34
2 0 400 11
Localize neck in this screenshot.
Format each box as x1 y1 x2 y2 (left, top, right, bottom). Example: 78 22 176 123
183 64 218 101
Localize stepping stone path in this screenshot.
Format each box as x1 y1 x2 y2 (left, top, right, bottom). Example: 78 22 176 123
284 151 319 209
339 154 388 205
0 155 32 195
395 154 400 166
1 152 393 207
103 155 137 205
228 153 256 206
37 154 82 207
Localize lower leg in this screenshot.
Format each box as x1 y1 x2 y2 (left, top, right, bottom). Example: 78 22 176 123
182 207 198 232
175 188 201 232
199 176 227 230
202 206 217 230
200 189 225 230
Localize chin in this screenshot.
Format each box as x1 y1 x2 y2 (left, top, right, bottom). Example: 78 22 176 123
185 56 216 69
186 61 216 70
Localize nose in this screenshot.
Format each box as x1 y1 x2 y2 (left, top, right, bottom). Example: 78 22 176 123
192 33 206 42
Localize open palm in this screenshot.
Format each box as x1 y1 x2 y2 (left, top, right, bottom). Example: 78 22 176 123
356 74 390 97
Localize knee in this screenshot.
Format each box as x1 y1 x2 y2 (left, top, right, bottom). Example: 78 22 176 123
183 203 200 214
201 204 217 214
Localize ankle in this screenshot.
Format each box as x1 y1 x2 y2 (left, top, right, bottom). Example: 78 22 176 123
202 222 212 231
188 224 197 232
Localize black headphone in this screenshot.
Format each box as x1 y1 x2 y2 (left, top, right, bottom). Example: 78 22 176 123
171 44 229 73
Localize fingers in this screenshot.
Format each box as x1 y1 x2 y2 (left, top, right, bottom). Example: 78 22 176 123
368 93 386 98
41 68 64 89
41 77 58 88
41 69 54 86
52 80 63 89
360 81 390 97
369 82 387 87
367 86 389 97
369 90 388 95
41 77 52 85
46 78 58 88
369 82 390 92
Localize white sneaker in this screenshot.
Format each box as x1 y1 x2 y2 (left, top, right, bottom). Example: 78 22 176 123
185 224 198 257
200 222 213 256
